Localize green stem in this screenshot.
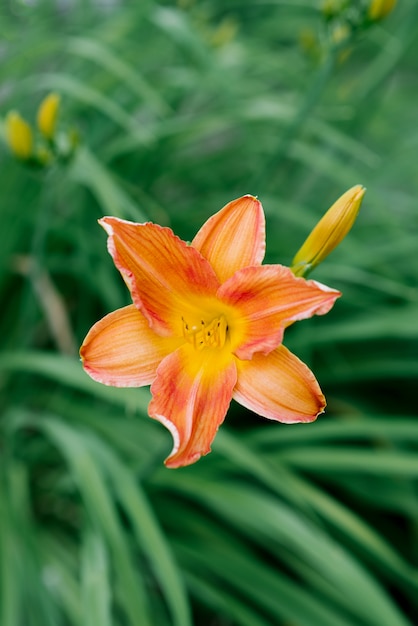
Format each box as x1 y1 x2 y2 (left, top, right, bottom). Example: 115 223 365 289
251 47 337 192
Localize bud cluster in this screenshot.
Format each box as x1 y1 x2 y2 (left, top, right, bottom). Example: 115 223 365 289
300 0 397 63
4 93 78 168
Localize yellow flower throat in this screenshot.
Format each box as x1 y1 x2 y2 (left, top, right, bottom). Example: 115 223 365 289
182 315 228 351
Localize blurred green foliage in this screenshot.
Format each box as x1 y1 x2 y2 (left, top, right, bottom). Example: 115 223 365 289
1 0 418 625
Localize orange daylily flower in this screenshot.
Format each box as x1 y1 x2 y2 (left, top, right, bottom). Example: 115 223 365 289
80 196 340 468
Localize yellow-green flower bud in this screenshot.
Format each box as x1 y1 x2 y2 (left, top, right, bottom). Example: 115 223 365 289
321 0 342 19
291 185 366 277
368 0 397 20
37 93 60 140
211 17 238 47
5 111 33 159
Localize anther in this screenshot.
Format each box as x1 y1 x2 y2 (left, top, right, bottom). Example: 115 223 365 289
181 314 228 350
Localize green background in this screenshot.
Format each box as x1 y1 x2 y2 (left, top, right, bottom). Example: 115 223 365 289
1 1 417 624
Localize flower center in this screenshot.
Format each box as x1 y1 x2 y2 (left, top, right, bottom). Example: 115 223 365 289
182 315 228 351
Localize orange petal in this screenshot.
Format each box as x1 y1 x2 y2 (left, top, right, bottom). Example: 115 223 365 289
80 304 181 387
234 345 325 423
218 264 340 359
100 218 220 336
149 345 237 468
192 195 265 283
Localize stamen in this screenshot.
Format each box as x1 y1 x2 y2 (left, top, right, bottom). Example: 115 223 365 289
182 315 228 350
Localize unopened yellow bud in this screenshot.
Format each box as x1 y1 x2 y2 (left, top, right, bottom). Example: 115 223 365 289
368 0 397 20
5 111 33 159
291 185 366 277
37 93 60 139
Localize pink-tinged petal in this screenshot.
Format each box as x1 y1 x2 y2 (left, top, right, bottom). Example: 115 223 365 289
218 264 340 359
100 218 220 336
234 344 325 423
192 195 265 282
149 345 237 468
80 305 181 387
